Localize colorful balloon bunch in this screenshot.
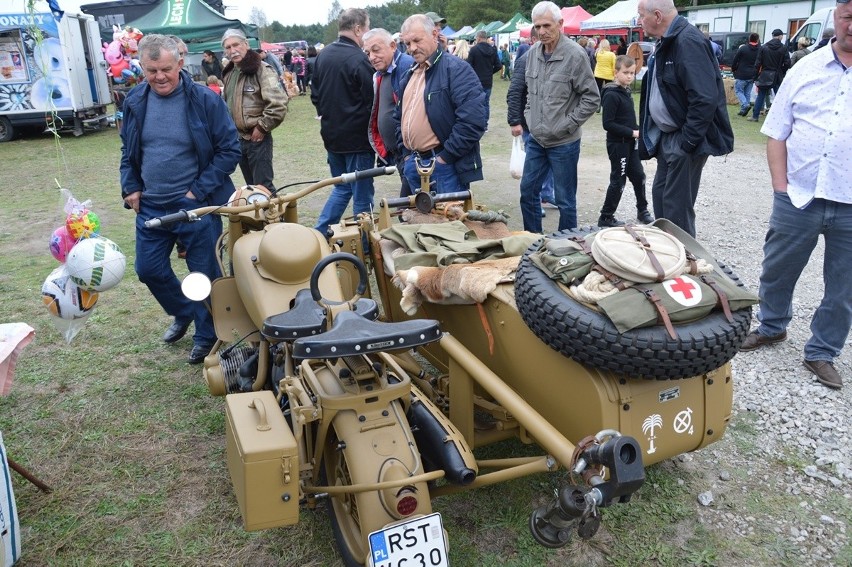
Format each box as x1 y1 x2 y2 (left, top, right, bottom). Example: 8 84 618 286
42 190 127 342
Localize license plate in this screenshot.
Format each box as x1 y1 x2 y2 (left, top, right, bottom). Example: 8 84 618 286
368 512 449 567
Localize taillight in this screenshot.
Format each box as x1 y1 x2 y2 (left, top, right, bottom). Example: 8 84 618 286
396 494 418 516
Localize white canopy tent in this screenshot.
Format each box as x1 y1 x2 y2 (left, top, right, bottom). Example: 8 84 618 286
580 0 640 31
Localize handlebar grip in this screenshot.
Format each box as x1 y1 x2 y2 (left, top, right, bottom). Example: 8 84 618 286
340 166 398 184
144 209 190 228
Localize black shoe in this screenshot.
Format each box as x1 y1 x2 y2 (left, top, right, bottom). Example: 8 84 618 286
163 320 191 344
740 330 787 351
637 210 654 224
597 215 625 227
737 108 748 117
188 343 213 365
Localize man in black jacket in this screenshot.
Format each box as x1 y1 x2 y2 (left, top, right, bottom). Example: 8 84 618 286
466 30 502 130
748 29 791 122
731 33 760 116
310 8 376 236
638 0 733 237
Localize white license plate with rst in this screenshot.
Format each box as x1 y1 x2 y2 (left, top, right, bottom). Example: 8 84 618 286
368 512 449 567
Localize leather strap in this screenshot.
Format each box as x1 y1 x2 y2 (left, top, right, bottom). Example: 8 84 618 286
623 224 666 282
476 302 495 356
685 250 699 275
700 275 734 322
592 264 628 291
636 285 677 340
570 235 593 256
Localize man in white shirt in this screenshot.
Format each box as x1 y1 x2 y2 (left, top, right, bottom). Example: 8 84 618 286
739 1 852 390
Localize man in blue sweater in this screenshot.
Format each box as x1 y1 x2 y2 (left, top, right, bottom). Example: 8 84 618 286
120 34 240 364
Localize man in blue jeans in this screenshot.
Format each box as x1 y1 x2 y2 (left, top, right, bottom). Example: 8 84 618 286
396 14 486 195
514 2 598 232
121 35 240 364
740 1 851 390
311 8 376 236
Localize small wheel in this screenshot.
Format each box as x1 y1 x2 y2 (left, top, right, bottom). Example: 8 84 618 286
0 116 15 143
309 252 368 307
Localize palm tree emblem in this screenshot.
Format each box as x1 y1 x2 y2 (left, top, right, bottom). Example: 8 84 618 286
642 414 663 454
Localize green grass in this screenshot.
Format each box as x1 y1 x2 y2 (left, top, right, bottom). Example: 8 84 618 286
0 80 794 566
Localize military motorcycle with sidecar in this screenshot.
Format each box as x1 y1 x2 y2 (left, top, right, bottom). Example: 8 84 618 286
149 166 748 566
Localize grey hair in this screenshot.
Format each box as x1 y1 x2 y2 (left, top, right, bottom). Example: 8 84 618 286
401 14 435 36
642 0 677 16
531 1 561 22
475 30 488 40
339 8 369 32
363 28 393 45
166 34 188 58
138 34 180 62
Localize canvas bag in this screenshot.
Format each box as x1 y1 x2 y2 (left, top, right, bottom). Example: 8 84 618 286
597 272 758 334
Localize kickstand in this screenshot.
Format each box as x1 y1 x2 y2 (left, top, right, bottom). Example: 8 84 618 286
7 455 52 493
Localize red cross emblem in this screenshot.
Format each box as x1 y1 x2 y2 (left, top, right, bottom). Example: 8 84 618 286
663 275 702 306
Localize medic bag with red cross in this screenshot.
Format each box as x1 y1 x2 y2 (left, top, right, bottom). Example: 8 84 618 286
591 221 758 337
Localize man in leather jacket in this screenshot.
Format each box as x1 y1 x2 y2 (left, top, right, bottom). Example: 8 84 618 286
221 29 288 190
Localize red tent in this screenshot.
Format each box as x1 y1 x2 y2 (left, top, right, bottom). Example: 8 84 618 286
561 6 593 34
519 6 630 37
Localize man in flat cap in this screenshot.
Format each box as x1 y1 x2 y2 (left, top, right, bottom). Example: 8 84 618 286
425 11 448 50
221 29 288 190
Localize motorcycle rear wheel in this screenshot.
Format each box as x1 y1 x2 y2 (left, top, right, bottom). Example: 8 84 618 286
324 428 368 567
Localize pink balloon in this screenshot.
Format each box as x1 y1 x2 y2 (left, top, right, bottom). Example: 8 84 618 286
49 226 76 262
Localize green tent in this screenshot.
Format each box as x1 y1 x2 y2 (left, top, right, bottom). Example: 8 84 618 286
125 0 259 54
483 21 505 34
458 22 486 41
496 13 531 33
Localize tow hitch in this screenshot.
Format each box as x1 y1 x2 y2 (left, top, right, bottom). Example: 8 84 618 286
529 430 645 547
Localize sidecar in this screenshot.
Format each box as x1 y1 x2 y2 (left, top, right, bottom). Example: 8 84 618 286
330 192 744 467
171 173 749 566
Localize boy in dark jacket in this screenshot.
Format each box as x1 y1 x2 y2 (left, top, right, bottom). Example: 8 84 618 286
598 55 652 227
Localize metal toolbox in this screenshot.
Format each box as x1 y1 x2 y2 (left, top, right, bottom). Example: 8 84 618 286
225 391 299 531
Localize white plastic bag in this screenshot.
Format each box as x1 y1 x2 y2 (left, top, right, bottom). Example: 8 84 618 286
509 136 525 180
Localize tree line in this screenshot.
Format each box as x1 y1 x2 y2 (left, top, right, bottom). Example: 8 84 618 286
252 0 713 45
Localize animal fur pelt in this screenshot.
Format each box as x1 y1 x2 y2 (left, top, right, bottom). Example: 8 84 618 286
392 256 520 315
400 206 512 240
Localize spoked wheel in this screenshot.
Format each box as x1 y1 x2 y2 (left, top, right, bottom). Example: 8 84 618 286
324 428 368 567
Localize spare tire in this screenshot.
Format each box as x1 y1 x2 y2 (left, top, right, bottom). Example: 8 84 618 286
515 227 752 380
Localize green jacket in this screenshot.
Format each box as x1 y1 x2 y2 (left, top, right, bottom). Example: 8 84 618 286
523 36 599 148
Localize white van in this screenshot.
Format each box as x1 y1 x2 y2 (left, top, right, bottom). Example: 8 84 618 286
788 7 835 52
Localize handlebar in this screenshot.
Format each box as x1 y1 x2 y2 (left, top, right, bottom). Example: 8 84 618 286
143 166 398 227
339 166 398 184
144 209 197 228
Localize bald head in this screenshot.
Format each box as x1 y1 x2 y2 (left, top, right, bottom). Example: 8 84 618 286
637 0 677 37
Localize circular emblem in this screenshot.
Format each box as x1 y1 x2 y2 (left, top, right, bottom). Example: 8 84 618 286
662 275 702 307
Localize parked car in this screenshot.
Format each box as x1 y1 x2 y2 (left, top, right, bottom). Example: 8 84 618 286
710 32 750 68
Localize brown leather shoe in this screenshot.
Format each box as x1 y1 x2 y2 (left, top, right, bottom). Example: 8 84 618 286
803 360 843 390
740 330 787 351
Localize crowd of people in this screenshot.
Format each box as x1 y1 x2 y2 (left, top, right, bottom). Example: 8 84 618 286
118 0 850 389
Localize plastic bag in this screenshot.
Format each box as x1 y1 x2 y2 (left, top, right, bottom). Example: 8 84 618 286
509 136 525 180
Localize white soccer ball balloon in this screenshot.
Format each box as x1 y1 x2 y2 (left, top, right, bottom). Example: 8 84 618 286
65 237 127 292
41 266 99 320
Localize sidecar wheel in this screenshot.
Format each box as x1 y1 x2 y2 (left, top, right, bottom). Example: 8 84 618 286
324 429 368 567
515 227 752 380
